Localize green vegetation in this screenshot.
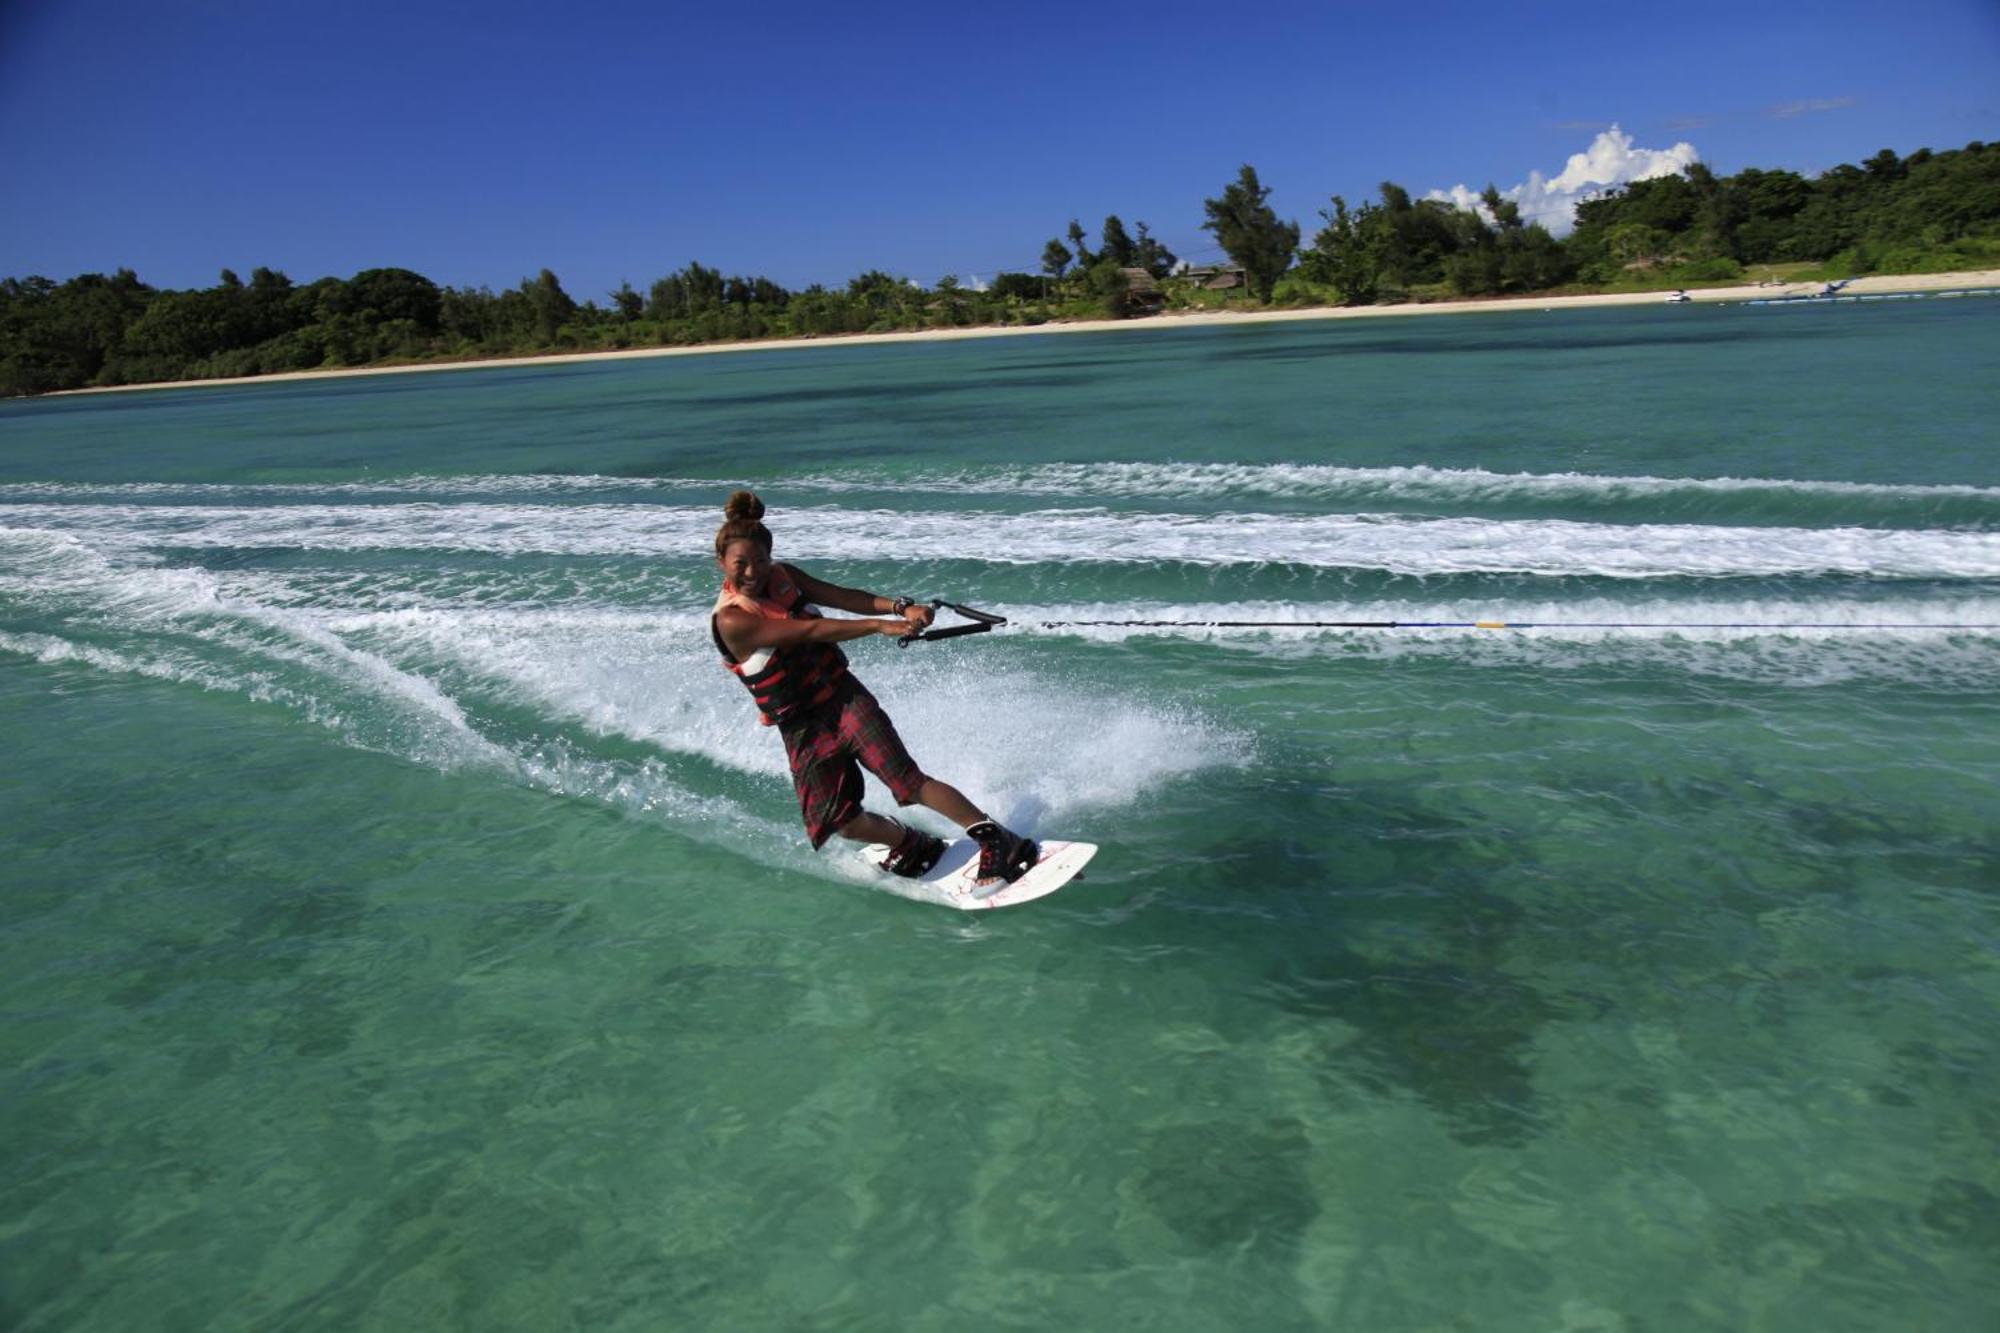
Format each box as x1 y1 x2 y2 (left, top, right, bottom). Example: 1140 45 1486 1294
4 140 1996 396
0 262 1061 397
1565 146 2000 286
1295 180 1572 304
1293 141 2000 306
1035 213 1179 318
1202 166 1300 302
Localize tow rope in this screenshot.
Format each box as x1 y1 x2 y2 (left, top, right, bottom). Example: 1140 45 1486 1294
900 602 1999 643
1036 618 2000 630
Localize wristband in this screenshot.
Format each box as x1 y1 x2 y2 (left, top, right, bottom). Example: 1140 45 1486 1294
891 596 914 615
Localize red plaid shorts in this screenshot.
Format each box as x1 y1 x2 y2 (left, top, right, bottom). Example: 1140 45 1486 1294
779 680 927 848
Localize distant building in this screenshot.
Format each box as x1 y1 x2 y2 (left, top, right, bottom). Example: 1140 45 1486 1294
1118 268 1167 314
1179 265 1248 292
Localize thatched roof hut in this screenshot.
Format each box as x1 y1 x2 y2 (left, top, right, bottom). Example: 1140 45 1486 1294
1118 267 1166 313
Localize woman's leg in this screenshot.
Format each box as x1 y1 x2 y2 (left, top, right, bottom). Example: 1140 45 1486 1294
833 779 981 842
833 810 907 844
910 776 983 829
843 686 990 830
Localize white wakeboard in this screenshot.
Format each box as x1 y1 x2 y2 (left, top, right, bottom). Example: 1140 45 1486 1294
860 837 1097 911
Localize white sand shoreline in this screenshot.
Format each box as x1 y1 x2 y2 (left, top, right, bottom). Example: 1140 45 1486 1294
48 269 2000 398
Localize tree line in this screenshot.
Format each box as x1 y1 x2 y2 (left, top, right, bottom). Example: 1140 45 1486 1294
4 139 1994 396
1260 139 1997 306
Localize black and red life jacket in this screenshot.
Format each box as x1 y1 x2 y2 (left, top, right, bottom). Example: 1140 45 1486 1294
711 563 851 726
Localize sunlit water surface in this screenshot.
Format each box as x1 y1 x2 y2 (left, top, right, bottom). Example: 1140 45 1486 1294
4 299 1998 1329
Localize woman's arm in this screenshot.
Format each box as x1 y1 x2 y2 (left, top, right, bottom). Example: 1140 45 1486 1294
789 565 933 626
716 605 911 659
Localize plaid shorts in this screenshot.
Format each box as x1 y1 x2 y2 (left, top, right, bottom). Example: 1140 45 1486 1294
780 680 927 848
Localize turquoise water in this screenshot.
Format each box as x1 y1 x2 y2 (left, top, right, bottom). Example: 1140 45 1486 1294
4 299 1998 1330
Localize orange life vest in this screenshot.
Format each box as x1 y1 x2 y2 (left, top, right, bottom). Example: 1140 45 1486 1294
711 563 851 726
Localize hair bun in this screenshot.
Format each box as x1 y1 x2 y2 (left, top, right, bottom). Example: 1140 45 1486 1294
724 490 765 523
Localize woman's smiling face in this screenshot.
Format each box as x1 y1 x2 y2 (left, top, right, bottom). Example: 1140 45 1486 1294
718 537 773 595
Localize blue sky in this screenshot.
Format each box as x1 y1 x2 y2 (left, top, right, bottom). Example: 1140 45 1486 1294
2 0 1994 300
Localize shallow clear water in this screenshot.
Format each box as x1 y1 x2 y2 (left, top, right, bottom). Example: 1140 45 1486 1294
3 299 1998 1330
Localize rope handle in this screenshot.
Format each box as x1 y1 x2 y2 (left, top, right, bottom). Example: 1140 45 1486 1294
897 599 1008 648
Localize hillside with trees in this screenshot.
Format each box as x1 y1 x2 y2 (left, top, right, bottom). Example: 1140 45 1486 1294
4 140 1995 396
1564 145 2000 282
1294 141 1999 307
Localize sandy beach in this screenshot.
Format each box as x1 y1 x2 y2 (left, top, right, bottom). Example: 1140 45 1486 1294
53 268 2000 397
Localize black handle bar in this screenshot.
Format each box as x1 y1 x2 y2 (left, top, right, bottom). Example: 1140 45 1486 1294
897 599 1007 648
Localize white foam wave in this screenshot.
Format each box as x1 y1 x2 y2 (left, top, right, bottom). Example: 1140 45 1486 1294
9 502 1998 579
1006 595 2000 638
3 530 1244 880
1001 596 2000 686
0 628 258 697
795 462 2000 507
330 604 1250 830
0 527 507 770
0 474 697 500
0 537 872 886
5 463 1993 506
1 614 813 872
216 564 702 615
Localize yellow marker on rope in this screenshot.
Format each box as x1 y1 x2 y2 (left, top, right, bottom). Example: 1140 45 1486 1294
1476 620 1508 629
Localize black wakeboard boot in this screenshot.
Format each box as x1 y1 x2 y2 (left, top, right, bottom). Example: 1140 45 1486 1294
881 822 947 879
968 820 1039 884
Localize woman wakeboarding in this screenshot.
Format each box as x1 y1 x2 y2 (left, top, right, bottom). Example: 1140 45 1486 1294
710 490 1039 883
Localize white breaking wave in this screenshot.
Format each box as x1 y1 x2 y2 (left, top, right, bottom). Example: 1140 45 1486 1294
0 475 702 500
1000 595 2000 686
1 612 809 868
786 462 2000 506
1005 595 2000 637
0 628 272 699
0 527 508 771
4 463 1993 505
0 532 868 877
312 593 2000 695
326 603 1251 828
0 528 1250 866
8 501 1999 579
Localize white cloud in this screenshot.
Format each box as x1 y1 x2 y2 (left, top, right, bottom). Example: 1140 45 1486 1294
1426 125 1700 235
